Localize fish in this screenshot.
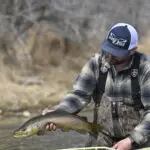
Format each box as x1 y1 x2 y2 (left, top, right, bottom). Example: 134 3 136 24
13 110 101 138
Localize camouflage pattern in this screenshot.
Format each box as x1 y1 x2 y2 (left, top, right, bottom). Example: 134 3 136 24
98 95 143 138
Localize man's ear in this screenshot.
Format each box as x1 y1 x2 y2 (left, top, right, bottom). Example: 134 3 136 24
129 47 137 56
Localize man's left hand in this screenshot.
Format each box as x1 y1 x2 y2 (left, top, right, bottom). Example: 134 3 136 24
112 137 132 150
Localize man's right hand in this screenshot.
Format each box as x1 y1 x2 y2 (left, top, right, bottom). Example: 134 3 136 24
42 108 57 131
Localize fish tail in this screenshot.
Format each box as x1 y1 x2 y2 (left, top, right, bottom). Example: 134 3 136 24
90 123 111 139
89 123 101 134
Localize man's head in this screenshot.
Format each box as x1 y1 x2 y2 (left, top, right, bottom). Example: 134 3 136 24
100 23 138 65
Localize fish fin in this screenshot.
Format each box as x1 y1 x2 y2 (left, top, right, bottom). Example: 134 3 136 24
80 116 88 121
89 123 101 134
89 123 111 138
76 130 87 135
37 130 45 136
61 128 70 132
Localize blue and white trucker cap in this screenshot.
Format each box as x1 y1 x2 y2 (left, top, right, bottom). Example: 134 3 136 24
100 23 138 57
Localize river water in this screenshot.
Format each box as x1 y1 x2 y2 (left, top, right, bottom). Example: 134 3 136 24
0 110 93 150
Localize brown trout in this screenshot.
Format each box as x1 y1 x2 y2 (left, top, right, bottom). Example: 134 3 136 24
13 110 101 138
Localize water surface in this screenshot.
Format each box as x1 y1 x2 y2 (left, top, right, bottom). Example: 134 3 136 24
0 111 93 150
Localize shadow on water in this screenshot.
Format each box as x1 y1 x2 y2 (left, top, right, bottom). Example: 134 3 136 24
0 111 93 150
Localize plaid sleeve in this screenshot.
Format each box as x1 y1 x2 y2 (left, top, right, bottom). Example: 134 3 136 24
54 55 98 114
129 62 150 145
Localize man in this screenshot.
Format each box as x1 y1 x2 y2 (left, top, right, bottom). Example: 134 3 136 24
43 23 150 150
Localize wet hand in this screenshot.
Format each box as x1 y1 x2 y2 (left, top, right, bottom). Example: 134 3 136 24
112 137 132 150
42 108 57 131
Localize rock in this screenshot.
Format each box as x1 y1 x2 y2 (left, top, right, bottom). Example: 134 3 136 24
0 109 2 115
22 110 31 117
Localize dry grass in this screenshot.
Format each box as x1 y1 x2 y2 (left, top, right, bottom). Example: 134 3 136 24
0 27 87 113
139 38 150 55
0 66 72 112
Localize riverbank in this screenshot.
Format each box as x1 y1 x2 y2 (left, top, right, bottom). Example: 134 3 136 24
0 63 94 117
0 65 76 116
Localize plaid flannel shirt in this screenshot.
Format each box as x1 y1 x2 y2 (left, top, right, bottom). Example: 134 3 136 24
54 52 150 145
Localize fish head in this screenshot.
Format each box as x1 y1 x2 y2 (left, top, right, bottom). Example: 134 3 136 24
13 124 39 138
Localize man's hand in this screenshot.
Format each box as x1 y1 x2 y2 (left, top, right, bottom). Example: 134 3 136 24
42 108 57 131
112 137 132 150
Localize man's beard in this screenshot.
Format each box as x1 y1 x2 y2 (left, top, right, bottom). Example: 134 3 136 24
105 55 132 66
109 58 128 65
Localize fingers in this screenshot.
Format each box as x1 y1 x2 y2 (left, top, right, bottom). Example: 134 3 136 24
45 123 56 131
42 109 56 131
42 108 54 115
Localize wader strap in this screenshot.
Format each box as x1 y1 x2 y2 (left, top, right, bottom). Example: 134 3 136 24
131 52 144 111
86 56 108 147
93 58 108 124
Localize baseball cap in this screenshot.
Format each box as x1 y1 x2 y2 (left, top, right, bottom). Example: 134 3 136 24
100 23 138 57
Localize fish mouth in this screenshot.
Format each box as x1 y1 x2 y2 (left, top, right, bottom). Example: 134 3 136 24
13 131 30 138
13 128 40 138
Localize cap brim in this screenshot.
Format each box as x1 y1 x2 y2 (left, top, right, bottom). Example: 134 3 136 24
100 40 129 57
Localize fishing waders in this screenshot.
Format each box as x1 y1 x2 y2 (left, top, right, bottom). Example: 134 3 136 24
85 52 143 149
